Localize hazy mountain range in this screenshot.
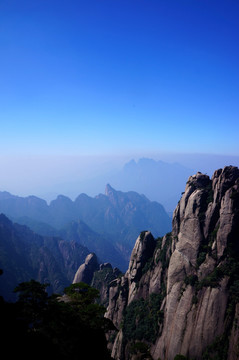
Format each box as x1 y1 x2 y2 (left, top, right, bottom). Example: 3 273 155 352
0 213 90 300
110 158 193 211
1 166 239 358
54 158 194 213
0 185 171 298
3 156 238 214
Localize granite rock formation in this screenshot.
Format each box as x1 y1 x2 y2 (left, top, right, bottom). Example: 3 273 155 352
73 254 122 307
73 253 99 284
105 166 239 360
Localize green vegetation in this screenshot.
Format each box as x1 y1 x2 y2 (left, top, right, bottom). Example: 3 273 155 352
141 234 172 276
230 187 239 201
92 266 117 285
208 224 220 246
202 334 229 360
122 293 164 344
129 341 153 359
196 224 219 268
197 267 224 289
0 276 113 359
189 224 239 360
90 266 122 306
128 235 170 346
156 232 172 270
142 257 154 274
205 183 214 205
196 250 207 267
184 275 198 287
174 355 188 360
186 179 213 206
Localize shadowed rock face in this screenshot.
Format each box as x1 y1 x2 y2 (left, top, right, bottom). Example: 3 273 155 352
73 253 99 284
0 214 90 300
105 166 239 360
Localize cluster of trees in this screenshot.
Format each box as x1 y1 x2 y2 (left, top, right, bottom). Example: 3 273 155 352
123 293 164 345
0 272 113 359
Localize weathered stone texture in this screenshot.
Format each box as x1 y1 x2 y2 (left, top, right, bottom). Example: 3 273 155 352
106 166 239 360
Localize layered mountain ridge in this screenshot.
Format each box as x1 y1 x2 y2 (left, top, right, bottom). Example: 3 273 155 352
0 185 171 270
0 214 90 300
104 166 239 360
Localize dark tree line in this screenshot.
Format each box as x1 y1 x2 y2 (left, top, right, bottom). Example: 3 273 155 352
0 271 113 359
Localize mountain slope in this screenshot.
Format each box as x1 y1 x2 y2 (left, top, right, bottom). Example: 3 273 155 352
59 219 126 269
75 184 171 258
0 214 89 301
105 166 239 360
0 185 171 270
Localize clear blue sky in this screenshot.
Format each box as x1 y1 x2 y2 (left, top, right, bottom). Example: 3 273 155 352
0 0 239 199
1 0 238 157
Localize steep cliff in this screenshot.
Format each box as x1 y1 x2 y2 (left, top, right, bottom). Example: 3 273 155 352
106 166 239 360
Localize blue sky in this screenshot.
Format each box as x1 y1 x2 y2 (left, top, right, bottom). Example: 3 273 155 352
0 0 239 197
1 0 238 156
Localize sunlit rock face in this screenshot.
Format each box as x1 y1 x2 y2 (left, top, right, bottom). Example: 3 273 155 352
105 166 239 360
73 253 99 284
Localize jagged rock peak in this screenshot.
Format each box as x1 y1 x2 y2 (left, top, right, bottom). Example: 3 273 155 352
127 231 156 282
99 262 113 271
211 165 239 203
106 166 239 360
105 183 116 196
187 171 211 188
173 165 239 266
85 253 98 265
0 213 12 225
185 166 239 192
73 253 99 285
53 194 73 203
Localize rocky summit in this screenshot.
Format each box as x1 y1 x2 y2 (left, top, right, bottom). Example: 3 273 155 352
105 166 239 360
73 253 99 284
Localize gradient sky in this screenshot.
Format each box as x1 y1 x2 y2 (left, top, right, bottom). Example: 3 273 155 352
1 0 238 156
0 0 239 198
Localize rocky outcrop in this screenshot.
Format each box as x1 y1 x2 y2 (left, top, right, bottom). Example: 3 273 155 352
106 231 156 327
72 255 122 307
91 263 122 307
73 253 99 284
106 166 239 360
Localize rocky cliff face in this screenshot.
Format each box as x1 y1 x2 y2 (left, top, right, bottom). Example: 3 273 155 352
105 166 239 360
73 253 99 284
73 253 122 307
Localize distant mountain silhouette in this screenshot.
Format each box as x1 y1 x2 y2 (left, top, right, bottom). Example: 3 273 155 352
73 184 171 262
0 185 171 270
109 158 193 211
59 219 124 269
47 158 193 211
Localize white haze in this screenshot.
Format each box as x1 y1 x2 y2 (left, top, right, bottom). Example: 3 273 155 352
0 153 239 208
